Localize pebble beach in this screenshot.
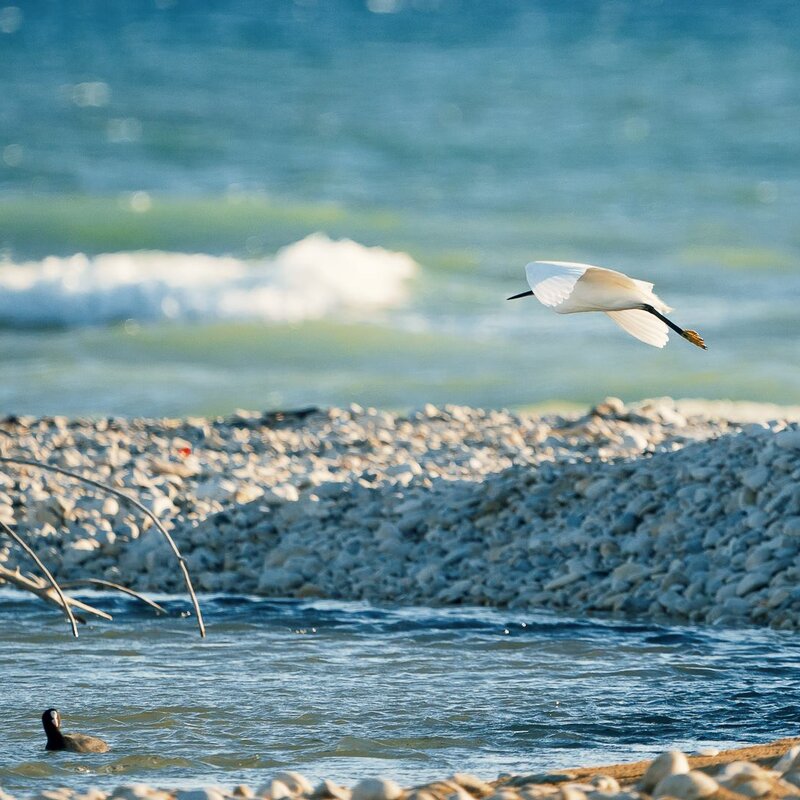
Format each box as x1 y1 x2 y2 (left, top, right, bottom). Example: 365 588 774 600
1 398 800 629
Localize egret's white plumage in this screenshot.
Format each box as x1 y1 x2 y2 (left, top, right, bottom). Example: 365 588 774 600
523 262 588 308
605 309 669 348
511 261 706 349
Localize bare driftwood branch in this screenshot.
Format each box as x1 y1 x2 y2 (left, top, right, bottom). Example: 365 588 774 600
0 522 81 636
59 578 167 615
0 563 113 622
0 456 206 637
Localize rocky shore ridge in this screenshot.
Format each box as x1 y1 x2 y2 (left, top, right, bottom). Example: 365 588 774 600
1 398 800 629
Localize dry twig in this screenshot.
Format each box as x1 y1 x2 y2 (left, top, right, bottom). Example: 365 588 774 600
59 578 167 615
0 456 206 637
0 563 114 623
0 522 82 636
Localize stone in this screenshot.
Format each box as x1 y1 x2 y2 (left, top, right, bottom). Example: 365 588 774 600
782 771 800 788
74 791 107 800
312 781 351 800
775 430 800 450
96 529 117 551
583 479 613 501
102 497 120 517
736 571 771 597
588 776 619 794
451 775 494 797
727 778 774 798
109 786 169 800
640 752 690 793
33 790 74 800
517 789 550 800
741 466 770 491
175 790 226 800
236 485 265 504
715 761 769 783
621 431 649 451
783 517 800 536
482 792 519 800
150 495 176 518
653 771 718 799
445 788 476 800
774 744 800 773
257 782 293 800
351 779 405 800
273 772 314 796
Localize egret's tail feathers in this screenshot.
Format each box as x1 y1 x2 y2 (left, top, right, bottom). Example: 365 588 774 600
681 329 707 350
605 309 669 348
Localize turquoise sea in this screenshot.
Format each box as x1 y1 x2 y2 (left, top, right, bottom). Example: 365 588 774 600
1 2 799 416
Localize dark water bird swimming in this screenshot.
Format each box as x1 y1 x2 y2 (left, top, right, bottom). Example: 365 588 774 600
42 709 109 753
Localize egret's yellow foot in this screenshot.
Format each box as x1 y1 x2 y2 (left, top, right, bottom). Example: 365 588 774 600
682 329 707 349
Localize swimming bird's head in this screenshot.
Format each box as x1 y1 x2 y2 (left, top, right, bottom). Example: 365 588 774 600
42 709 60 730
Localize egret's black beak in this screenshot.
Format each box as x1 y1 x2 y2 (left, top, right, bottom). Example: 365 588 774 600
507 289 534 301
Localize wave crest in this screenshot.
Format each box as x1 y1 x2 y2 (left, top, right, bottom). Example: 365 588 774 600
0 233 418 327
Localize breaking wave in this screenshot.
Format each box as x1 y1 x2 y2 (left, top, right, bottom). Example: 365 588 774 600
0 233 418 327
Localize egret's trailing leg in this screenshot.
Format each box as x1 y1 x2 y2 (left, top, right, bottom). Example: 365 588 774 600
639 304 707 350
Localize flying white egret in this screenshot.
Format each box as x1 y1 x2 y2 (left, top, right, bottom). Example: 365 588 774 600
508 261 706 349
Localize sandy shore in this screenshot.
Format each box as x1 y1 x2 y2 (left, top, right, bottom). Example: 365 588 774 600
502 738 800 787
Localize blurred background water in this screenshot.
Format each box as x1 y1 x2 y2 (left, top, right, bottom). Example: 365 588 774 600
1 0 799 416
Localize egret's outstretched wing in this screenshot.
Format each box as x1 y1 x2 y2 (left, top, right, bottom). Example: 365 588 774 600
525 261 589 307
605 309 669 348
581 267 673 313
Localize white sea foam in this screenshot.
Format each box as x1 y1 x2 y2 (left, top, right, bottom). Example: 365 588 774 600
0 233 418 327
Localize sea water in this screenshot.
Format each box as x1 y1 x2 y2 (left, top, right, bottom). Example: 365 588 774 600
1 1 799 416
0 593 798 794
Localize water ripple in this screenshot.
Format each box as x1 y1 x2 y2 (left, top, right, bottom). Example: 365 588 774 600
0 592 797 793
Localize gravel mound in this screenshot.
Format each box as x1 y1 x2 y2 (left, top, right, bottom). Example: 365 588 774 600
1 398 799 629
